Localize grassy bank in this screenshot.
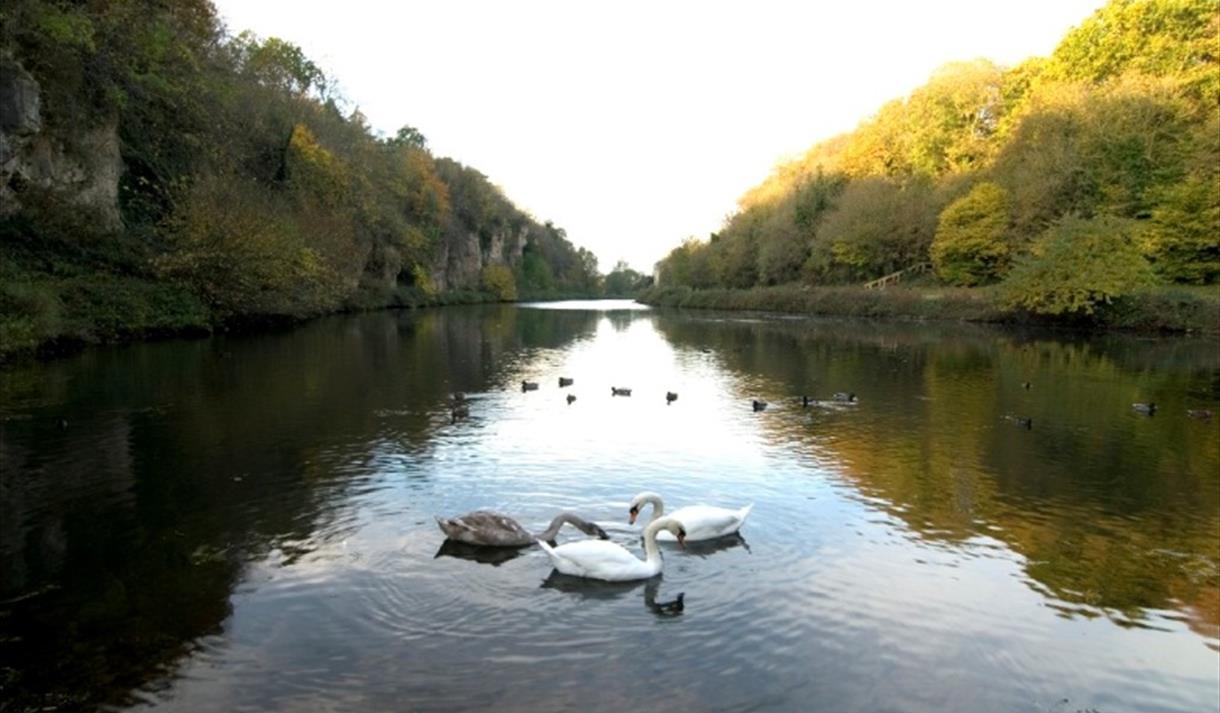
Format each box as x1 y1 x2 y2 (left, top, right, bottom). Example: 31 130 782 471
637 284 1220 334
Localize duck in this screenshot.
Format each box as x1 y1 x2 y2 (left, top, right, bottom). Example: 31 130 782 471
1022 382 1032 390
536 516 686 581
1003 414 1032 429
450 403 470 423
566 394 577 405
666 391 678 405
452 392 468 403
1132 402 1157 415
436 511 608 547
522 381 540 392
1187 409 1214 420
801 395 813 408
628 491 752 542
558 377 574 387
832 392 857 403
752 399 767 412
612 387 632 397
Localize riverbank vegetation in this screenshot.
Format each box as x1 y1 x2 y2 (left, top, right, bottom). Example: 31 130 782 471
648 0 1219 329
0 0 606 360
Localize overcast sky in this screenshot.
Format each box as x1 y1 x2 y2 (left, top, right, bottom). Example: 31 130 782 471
213 0 1106 273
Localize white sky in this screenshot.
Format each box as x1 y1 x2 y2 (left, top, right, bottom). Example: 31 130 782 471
213 0 1106 273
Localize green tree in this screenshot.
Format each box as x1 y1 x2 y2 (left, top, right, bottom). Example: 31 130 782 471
388 125 428 151
813 178 939 280
603 260 650 296
931 182 1012 285
481 264 518 301
998 215 1157 315
1146 172 1220 283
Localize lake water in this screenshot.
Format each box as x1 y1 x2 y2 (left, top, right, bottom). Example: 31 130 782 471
1 300 1217 712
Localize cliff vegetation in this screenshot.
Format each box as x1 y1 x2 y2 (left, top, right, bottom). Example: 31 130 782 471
0 0 602 359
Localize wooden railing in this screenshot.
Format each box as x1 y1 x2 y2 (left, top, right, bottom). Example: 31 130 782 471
863 262 931 290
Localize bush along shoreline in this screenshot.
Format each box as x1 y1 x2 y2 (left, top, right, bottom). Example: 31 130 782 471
636 284 1220 335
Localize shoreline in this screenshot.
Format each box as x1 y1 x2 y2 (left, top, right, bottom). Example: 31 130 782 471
637 284 1220 336
0 291 621 366
3 285 1216 368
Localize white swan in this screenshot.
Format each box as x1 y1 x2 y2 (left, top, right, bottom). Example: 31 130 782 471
628 491 752 542
536 516 686 581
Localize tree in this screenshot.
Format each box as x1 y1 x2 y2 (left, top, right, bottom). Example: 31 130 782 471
998 215 1156 315
931 182 1012 285
603 260 649 296
1145 171 1220 283
388 125 428 151
481 264 517 301
813 177 938 280
231 32 329 98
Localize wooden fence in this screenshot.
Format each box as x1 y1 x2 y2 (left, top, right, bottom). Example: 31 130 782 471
862 262 932 290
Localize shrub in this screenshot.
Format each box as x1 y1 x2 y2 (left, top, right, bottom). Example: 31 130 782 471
931 182 1012 285
998 215 1156 315
1145 176 1220 283
480 264 517 301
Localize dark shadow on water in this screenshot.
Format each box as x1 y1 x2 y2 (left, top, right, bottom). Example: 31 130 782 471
433 539 527 567
540 571 686 618
681 532 751 557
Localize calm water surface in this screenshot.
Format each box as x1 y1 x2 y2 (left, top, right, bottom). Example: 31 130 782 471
1 301 1218 712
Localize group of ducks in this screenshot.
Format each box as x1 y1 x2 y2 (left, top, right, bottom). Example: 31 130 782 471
1133 401 1213 420
522 377 677 404
436 491 753 582
998 381 1213 430
469 375 858 420
753 392 857 412
449 372 865 424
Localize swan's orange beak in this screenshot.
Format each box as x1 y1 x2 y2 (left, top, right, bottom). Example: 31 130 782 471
628 507 638 525
677 532 686 549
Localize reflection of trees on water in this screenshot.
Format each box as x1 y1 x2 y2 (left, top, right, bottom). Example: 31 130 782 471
0 306 600 710
653 315 1220 640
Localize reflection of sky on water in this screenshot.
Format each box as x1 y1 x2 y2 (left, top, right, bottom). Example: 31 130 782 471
2 302 1216 712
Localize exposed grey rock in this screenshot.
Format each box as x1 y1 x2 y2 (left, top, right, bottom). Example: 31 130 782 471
0 58 41 136
0 60 121 230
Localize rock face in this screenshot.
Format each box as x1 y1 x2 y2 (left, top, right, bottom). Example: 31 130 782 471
0 58 122 230
0 58 40 135
428 225 528 292
3 54 523 297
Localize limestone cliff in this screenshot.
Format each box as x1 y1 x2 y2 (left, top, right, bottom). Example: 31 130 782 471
429 225 528 291
3 54 545 305
0 58 122 230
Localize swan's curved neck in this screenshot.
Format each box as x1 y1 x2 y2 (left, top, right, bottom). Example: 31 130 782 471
641 518 667 566
640 493 664 526
535 513 584 541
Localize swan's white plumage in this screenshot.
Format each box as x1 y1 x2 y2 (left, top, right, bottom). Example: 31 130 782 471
630 492 752 541
537 516 682 581
655 503 753 541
